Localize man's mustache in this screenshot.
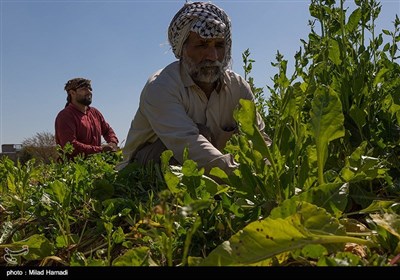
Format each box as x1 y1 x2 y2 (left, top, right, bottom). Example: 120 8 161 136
198 60 222 68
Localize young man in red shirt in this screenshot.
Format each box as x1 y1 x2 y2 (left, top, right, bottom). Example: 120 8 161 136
55 77 119 159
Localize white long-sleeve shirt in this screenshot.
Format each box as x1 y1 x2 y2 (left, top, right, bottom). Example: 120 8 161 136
118 61 268 174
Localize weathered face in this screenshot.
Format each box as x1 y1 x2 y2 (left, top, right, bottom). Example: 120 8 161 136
182 32 226 84
71 86 92 106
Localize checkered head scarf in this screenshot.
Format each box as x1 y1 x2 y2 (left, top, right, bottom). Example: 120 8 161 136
63 78 92 107
64 78 92 92
168 1 232 66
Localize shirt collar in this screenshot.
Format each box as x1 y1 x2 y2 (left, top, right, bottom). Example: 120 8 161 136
68 103 91 114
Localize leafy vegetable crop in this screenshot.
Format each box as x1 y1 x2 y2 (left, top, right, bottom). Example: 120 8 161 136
1 0 399 267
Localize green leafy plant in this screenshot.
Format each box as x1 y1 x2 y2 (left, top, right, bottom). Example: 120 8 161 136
1 0 399 267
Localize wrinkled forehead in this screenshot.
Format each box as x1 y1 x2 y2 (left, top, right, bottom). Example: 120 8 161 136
186 31 226 44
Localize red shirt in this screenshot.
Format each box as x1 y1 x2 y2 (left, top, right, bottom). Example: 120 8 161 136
55 103 118 158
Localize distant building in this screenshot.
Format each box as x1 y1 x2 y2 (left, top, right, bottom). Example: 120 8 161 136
0 144 22 163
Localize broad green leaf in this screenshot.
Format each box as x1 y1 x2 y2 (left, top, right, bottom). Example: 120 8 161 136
340 142 387 182
349 105 367 131
373 68 390 87
298 145 318 190
74 163 88 184
55 235 68 248
112 227 125 244
301 244 328 259
209 167 228 180
200 202 371 266
277 183 349 218
202 174 220 195
104 222 113 235
235 99 255 136
161 150 182 194
3 234 54 261
310 86 344 184
382 94 400 120
346 8 361 33
47 180 67 206
182 160 202 176
6 174 16 193
235 164 257 198
370 213 400 239
235 99 269 156
359 200 400 214
280 82 305 121
270 200 346 234
328 38 342 65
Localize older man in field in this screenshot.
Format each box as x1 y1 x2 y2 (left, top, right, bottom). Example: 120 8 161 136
118 1 271 175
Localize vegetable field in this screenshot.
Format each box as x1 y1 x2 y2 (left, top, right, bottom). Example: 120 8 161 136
1 0 400 267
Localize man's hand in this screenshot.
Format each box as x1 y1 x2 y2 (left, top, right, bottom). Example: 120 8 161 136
102 142 118 152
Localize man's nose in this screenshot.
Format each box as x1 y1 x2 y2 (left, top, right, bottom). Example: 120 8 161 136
205 46 218 61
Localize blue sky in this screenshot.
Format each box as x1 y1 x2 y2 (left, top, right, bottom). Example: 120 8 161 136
1 0 399 150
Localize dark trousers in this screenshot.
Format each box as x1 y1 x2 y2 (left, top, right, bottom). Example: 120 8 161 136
133 124 212 166
133 138 179 165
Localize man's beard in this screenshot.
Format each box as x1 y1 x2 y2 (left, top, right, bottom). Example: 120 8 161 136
182 55 225 84
77 95 92 106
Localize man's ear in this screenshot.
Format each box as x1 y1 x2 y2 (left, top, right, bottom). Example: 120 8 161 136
68 90 77 100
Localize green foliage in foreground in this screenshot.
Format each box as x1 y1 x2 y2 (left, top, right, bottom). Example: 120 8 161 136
1 0 400 267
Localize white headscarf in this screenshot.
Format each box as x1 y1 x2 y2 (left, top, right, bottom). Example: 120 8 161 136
168 1 232 66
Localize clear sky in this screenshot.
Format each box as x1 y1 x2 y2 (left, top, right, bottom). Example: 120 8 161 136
1 0 399 150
